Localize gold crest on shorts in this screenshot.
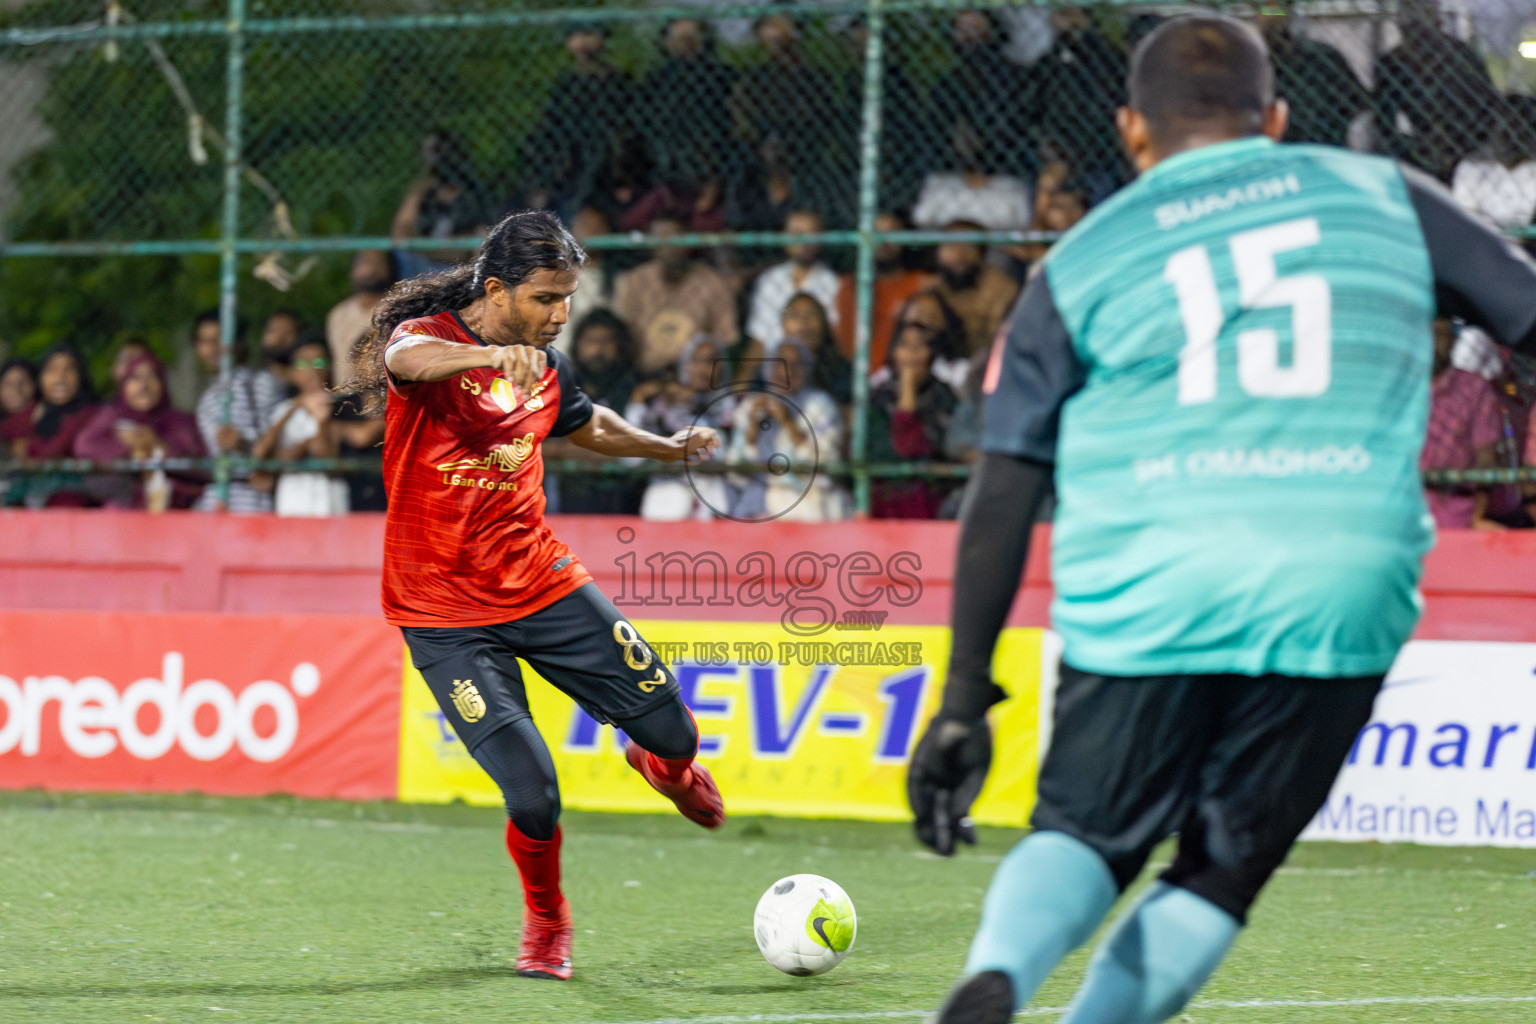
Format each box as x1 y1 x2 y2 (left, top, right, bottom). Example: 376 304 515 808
449 679 487 722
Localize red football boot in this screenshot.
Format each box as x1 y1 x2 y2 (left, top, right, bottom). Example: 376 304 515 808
516 899 573 981
624 742 725 829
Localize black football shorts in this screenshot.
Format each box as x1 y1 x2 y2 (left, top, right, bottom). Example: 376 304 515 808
1030 662 1382 921
401 582 680 751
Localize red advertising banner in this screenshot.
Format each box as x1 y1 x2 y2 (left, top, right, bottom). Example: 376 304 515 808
0 611 401 799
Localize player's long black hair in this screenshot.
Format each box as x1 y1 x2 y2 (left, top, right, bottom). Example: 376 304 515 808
345 209 585 408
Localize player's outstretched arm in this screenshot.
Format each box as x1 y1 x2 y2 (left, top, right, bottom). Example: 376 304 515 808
909 267 1084 855
566 405 721 464
908 454 1050 856
385 336 546 394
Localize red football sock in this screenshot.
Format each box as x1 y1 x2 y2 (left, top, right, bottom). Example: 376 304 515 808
504 820 564 920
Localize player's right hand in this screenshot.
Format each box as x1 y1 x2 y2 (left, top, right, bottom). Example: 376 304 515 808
908 712 992 856
487 344 547 396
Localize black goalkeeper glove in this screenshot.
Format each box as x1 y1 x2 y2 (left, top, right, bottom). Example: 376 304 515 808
907 712 994 856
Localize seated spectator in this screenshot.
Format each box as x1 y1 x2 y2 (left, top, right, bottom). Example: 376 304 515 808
260 308 303 367
727 338 850 522
333 394 387 513
564 207 615 347
867 310 960 519
730 10 837 207
871 290 971 397
521 22 634 220
780 292 852 407
1422 320 1504 529
943 347 992 466
326 250 397 385
545 310 644 515
190 310 284 513
613 212 739 376
0 356 38 506
1032 7 1129 199
111 338 153 387
74 351 206 510
636 17 738 186
251 341 348 517
1003 162 1089 279
1451 104 1536 230
834 211 935 366
927 9 1035 182
2 344 99 508
628 335 735 520
0 356 36 421
745 209 841 355
728 135 836 237
933 221 1021 355
1259 10 1368 149
913 121 1032 231
392 129 492 275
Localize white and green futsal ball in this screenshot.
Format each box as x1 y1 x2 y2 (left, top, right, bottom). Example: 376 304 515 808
753 874 857 976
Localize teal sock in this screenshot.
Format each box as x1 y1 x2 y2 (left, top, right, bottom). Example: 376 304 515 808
1058 882 1241 1024
963 831 1119 1010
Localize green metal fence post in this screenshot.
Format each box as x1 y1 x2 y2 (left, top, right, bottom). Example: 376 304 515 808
214 0 247 509
850 0 886 517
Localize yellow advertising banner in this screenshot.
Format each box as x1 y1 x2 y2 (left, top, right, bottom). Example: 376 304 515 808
398 622 1046 826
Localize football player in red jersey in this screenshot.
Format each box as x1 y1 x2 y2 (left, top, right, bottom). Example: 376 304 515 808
348 210 724 981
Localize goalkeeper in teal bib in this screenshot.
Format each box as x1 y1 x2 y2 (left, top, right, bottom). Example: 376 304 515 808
908 15 1536 1024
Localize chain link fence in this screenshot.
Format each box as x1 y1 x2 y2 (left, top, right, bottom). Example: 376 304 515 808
1 0 1535 516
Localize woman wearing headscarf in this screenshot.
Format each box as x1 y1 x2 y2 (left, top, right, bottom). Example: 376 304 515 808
627 333 735 519
2 344 101 507
867 305 961 519
74 350 206 509
726 336 851 521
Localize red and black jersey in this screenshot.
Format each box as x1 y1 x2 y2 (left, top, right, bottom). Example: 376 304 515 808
381 310 594 627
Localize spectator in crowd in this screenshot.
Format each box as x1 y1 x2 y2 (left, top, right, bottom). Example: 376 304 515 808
1032 7 1128 198
1003 161 1089 280
190 310 283 513
260 308 303 368
867 304 960 519
332 394 387 513
523 21 636 220
835 211 934 365
637 18 738 186
111 338 153 387
545 310 645 515
587 136 654 249
75 350 206 510
927 10 1036 184
2 344 99 508
563 207 615 348
391 130 493 275
1451 100 1536 231
1422 319 1505 529
943 347 993 467
613 212 740 376
251 341 348 517
745 209 841 354
727 134 838 238
780 291 852 407
628 334 735 520
1259 9 1369 148
730 9 837 209
0 356 38 506
932 221 1021 355
871 289 971 395
728 337 849 521
1374 6 1503 181
912 120 1033 231
626 170 730 238
0 356 36 421
326 250 397 385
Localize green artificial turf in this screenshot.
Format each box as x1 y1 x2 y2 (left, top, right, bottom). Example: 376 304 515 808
2 791 1534 1023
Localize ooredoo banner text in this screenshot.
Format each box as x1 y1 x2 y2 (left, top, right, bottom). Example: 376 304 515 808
0 610 400 799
